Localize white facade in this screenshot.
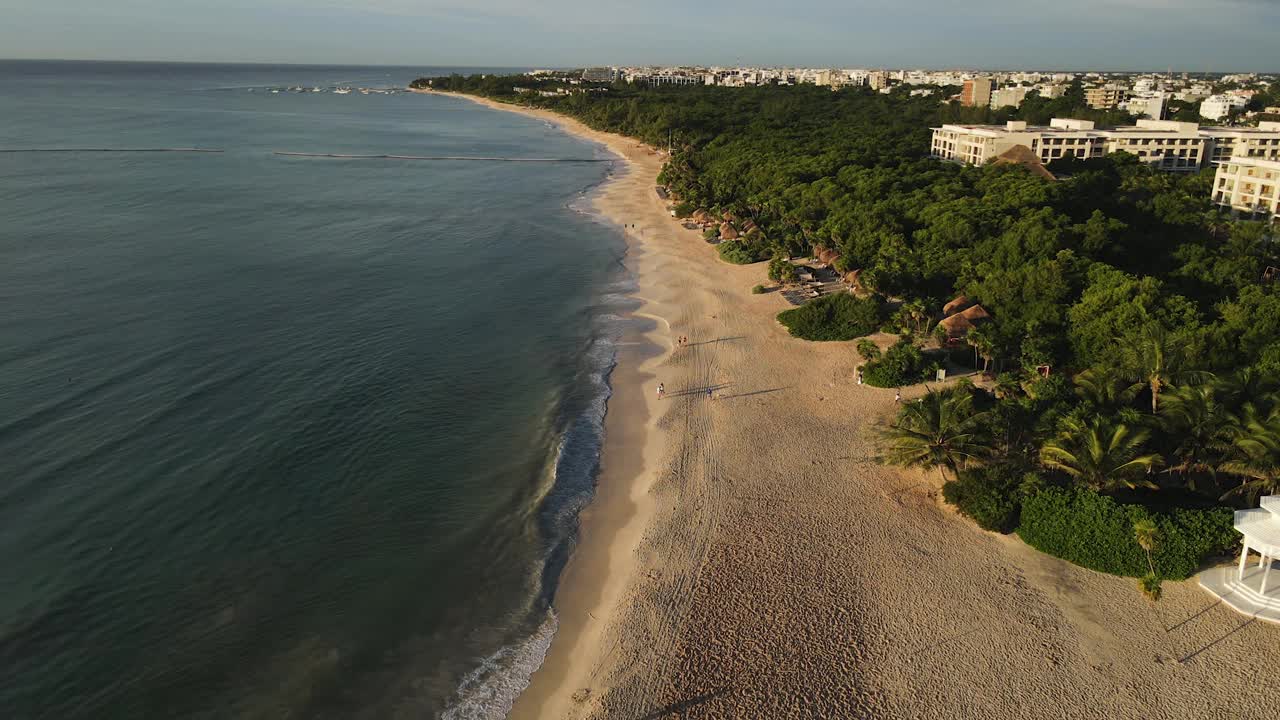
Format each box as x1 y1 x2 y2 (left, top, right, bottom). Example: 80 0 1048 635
931 119 1280 173
1201 94 1248 121
1213 157 1280 223
1199 496 1280 624
990 86 1029 109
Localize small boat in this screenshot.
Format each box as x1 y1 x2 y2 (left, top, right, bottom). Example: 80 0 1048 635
335 88 351 95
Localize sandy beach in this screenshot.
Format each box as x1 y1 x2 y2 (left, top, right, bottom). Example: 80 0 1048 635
421 90 1280 720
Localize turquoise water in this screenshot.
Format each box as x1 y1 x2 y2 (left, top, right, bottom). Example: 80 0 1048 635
0 61 630 719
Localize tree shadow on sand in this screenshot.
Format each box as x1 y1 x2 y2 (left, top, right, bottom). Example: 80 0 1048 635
631 687 732 719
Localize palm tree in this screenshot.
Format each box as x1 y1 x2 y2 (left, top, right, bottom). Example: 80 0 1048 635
1161 383 1233 480
899 299 930 337
1214 367 1280 415
1073 367 1139 411
878 387 991 482
1119 323 1211 414
1203 208 1232 241
1040 416 1163 492
1219 407 1280 505
966 326 996 374
1133 518 1159 577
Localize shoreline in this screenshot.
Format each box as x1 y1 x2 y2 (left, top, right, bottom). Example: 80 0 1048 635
415 89 681 718
420 88 1280 720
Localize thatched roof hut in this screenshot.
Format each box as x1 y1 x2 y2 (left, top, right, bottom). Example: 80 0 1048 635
722 211 738 223
938 304 991 338
719 222 740 240
943 295 974 316
816 247 841 265
845 269 864 294
691 209 713 224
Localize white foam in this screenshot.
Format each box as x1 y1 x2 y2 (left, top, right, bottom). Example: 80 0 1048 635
440 613 558 720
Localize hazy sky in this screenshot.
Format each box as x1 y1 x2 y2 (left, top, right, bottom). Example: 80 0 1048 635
2 0 1278 70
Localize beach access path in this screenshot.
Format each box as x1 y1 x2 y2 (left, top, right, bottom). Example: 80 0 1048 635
423 90 1280 720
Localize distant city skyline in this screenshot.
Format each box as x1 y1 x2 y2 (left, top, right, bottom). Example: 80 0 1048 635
2 0 1279 72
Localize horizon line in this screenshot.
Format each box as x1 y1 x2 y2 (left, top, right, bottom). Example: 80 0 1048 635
0 57 1277 75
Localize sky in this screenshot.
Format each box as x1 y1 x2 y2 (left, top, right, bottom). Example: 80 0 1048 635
1 0 1278 71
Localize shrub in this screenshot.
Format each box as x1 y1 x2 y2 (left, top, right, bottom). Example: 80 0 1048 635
856 338 881 362
776 293 886 341
703 226 721 241
718 240 759 264
1140 573 1163 601
767 254 797 284
942 462 1030 533
673 201 695 218
1016 486 1238 580
751 284 765 295
863 337 938 387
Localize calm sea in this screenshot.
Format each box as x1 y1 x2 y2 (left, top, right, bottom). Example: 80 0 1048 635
0 61 631 719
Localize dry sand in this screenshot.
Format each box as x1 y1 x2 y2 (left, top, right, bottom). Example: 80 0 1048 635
421 90 1280 720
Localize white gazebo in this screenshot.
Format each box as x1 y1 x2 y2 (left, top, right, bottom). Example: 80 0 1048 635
1199 495 1280 623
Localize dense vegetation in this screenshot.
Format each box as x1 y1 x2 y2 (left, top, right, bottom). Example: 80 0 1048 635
776 293 885 341
423 73 1279 588
862 336 939 388
1018 486 1237 580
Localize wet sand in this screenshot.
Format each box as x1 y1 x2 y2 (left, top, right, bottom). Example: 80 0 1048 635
419 89 1280 720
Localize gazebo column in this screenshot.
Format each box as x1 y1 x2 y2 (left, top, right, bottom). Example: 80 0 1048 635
1239 540 1251 581
1263 554 1273 596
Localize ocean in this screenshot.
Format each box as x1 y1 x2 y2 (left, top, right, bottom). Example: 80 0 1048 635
0 61 631 719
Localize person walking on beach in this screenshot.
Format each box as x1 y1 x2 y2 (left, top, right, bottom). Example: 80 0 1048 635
657 383 665 400
707 387 714 401
894 389 901 403
856 369 864 386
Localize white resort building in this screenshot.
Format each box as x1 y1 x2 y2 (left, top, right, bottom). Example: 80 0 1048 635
1199 496 1280 623
1212 156 1280 223
931 119 1280 173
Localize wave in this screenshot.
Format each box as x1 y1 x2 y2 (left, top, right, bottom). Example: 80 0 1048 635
440 612 558 720
439 267 626 720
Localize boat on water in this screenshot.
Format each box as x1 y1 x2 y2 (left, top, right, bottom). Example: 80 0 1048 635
334 88 352 95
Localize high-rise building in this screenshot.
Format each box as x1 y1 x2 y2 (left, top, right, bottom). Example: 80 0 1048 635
868 71 889 90
961 78 992 107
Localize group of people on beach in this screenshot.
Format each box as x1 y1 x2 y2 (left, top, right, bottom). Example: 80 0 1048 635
656 382 714 401
657 334 718 401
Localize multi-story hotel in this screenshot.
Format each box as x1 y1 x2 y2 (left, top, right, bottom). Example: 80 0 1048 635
1213 157 1280 223
931 119 1280 173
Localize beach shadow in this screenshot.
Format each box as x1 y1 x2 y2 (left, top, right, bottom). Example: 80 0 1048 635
719 386 790 400
1165 599 1220 633
686 336 745 348
669 383 732 398
632 687 732 719
1178 617 1256 663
